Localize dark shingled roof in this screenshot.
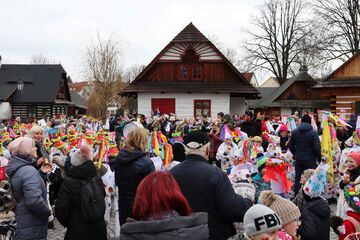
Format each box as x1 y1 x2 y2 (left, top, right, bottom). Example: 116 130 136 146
172 22 209 42
0 64 68 103
70 90 87 109
247 87 278 108
248 71 318 108
314 78 360 88
123 82 258 96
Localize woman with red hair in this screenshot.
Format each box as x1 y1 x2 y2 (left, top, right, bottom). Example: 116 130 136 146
120 171 209 240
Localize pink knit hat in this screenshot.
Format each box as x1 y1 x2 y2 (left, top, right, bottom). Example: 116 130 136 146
278 124 288 133
348 151 360 167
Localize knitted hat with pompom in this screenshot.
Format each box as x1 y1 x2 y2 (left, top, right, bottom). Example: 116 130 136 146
260 191 300 225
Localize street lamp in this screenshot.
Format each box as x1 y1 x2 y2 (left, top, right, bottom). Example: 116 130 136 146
17 80 24 121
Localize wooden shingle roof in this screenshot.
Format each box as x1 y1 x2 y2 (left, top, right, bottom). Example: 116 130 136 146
172 22 209 42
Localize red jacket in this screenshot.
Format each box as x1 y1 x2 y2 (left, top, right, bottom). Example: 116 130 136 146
339 211 360 240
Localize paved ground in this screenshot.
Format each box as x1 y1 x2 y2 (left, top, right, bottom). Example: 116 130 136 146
48 210 117 240
47 204 338 240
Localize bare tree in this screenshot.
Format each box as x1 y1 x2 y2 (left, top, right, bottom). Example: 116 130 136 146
122 64 146 83
244 0 320 84
313 0 360 60
30 54 53 64
84 33 125 121
207 34 241 67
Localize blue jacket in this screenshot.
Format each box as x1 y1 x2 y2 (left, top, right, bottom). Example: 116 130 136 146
171 155 253 240
115 149 155 225
6 155 51 240
288 123 321 163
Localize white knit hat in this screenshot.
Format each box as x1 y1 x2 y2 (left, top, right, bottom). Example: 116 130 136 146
70 144 93 167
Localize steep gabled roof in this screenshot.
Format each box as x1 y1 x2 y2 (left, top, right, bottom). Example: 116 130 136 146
314 52 360 88
251 71 317 108
70 90 87 109
323 52 360 82
0 64 70 103
172 23 209 42
123 23 259 98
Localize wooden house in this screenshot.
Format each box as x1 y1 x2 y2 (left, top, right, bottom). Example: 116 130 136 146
249 69 329 118
120 23 259 119
315 53 360 118
0 64 86 120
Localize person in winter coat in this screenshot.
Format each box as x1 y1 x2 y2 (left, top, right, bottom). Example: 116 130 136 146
216 136 239 173
6 137 52 240
339 151 360 190
288 114 321 195
55 144 106 240
293 169 330 240
27 125 60 228
347 114 357 139
171 131 253 240
331 178 360 240
209 120 222 168
120 171 209 240
115 128 155 225
277 124 289 152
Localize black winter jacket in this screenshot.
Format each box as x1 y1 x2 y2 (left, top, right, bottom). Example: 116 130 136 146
293 190 330 240
170 155 253 240
55 161 107 240
288 122 321 163
120 212 209 240
115 149 155 225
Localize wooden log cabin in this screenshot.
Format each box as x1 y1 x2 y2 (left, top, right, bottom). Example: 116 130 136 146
315 53 360 119
0 64 84 120
248 68 329 118
120 23 259 119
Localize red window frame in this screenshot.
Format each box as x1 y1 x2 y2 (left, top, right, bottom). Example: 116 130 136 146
179 64 189 80
178 64 202 80
191 64 202 80
194 100 211 118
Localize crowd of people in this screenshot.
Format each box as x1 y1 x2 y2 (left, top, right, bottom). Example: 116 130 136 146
0 110 359 240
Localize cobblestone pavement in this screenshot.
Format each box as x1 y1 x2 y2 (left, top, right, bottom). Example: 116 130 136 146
48 211 117 240
48 204 338 240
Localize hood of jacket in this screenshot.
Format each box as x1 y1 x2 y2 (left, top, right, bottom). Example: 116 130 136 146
6 155 36 177
305 197 330 219
297 122 313 132
117 149 147 164
121 212 208 234
68 160 97 180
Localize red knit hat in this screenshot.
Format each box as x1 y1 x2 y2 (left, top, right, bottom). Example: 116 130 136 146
348 151 360 167
278 124 288 133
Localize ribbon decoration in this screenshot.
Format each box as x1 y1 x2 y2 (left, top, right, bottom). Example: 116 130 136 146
321 119 334 184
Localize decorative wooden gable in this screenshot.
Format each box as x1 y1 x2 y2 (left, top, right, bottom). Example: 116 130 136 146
327 53 360 81
121 23 259 98
159 42 222 62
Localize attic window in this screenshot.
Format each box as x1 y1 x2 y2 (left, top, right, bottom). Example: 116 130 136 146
182 49 199 63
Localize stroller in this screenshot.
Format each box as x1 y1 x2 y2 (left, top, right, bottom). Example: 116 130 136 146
0 181 16 240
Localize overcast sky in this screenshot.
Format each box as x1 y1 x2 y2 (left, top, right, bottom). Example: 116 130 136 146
0 0 265 81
